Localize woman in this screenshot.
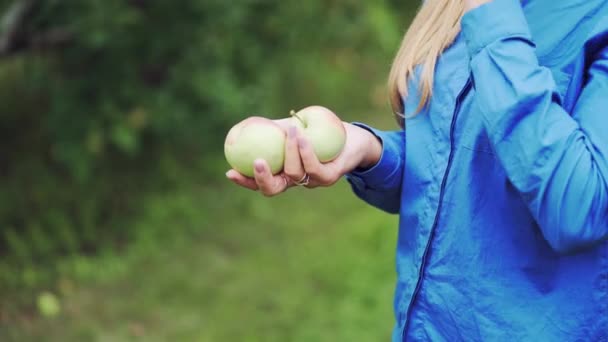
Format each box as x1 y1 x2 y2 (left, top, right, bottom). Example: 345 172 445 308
227 0 608 340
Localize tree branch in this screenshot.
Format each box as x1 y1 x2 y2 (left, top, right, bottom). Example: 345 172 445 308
29 27 73 51
0 0 41 55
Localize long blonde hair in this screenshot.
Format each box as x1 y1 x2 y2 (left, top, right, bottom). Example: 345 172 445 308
388 0 465 127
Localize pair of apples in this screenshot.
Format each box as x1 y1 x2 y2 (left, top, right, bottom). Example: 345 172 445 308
224 106 346 177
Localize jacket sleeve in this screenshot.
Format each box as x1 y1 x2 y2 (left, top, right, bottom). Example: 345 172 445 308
345 124 404 214
461 0 608 253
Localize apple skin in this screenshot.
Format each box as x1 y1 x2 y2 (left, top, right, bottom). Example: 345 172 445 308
224 117 286 177
290 106 346 162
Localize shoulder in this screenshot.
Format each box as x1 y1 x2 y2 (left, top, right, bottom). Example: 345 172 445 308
520 1 608 108
524 0 608 66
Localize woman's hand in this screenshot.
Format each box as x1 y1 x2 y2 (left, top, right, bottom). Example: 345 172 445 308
226 117 382 197
464 0 492 12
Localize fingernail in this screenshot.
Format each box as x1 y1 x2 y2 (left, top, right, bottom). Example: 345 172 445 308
225 171 231 179
298 137 307 148
254 161 264 173
288 126 296 138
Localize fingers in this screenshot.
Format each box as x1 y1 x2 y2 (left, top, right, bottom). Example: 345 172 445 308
226 169 259 190
253 159 289 197
298 137 340 185
226 161 291 196
283 126 306 183
273 118 293 131
227 129 341 194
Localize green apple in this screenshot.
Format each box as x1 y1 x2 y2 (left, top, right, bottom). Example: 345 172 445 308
224 116 286 177
289 106 346 162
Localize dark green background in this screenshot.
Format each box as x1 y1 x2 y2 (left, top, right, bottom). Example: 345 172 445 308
0 1 417 340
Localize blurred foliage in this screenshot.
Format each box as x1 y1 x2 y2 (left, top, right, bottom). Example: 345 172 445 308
1 181 399 341
0 1 420 339
0 0 417 290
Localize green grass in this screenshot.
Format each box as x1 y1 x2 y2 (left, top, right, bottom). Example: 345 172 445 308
1 111 400 341
1 168 399 341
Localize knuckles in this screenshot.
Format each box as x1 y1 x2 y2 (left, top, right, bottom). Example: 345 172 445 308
261 191 277 197
284 169 302 180
325 174 340 185
260 177 288 197
305 166 322 179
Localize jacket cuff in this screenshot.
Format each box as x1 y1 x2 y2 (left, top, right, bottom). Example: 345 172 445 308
461 0 532 56
345 123 403 191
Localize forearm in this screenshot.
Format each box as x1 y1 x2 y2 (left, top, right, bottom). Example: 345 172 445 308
345 125 405 214
350 123 383 170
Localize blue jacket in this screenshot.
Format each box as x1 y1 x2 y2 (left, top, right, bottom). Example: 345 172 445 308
347 0 608 340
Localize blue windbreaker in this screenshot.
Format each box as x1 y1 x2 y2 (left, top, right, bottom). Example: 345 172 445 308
346 0 608 340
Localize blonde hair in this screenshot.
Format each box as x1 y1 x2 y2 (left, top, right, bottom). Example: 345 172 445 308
388 0 465 127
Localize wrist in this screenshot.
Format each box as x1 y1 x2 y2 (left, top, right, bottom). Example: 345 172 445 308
357 125 382 169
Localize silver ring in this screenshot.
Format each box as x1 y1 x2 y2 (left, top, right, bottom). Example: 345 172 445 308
294 173 310 186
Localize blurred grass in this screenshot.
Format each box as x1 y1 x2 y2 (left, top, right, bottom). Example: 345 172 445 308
0 113 400 341
0 1 414 338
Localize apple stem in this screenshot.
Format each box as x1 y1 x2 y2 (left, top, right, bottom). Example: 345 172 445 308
290 110 306 127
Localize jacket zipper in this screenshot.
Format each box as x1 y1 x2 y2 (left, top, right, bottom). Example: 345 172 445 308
402 78 473 341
